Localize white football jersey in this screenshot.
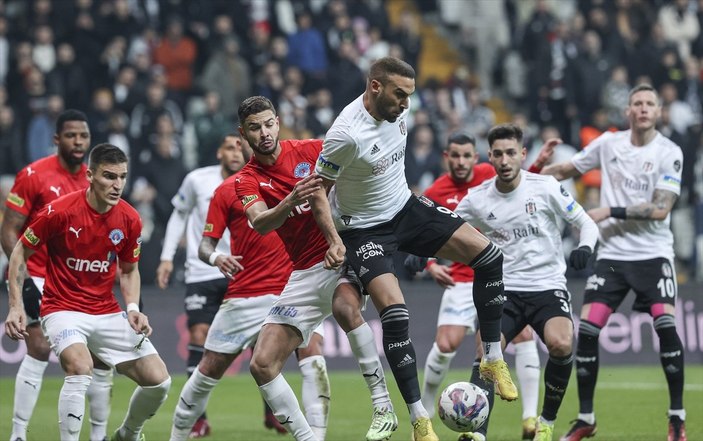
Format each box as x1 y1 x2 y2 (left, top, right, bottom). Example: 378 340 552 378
316 94 412 230
455 172 598 292
171 165 230 283
571 130 683 261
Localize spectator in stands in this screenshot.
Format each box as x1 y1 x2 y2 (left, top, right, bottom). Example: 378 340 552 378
47 43 89 110
328 40 365 114
193 92 232 167
152 16 197 109
0 106 24 175
112 64 143 115
129 81 183 158
405 124 443 194
287 10 328 84
26 94 63 163
88 88 115 146
31 24 55 74
658 0 699 61
256 60 285 104
102 0 142 43
661 82 696 134
601 65 631 129
198 36 250 119
393 11 422 71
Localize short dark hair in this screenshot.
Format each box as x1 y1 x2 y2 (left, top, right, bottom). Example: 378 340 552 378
89 143 128 170
238 96 276 124
628 83 659 104
56 109 88 134
368 57 415 84
487 123 523 147
446 132 476 149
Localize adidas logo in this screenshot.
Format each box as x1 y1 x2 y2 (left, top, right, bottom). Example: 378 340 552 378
484 294 505 306
370 144 380 155
359 266 369 276
397 354 414 368
487 212 496 220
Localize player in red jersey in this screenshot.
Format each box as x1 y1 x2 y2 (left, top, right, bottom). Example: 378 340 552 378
409 133 555 439
169 135 332 441
1 110 113 441
4 144 171 441
236 96 397 441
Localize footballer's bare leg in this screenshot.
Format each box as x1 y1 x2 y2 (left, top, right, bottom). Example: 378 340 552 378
436 223 517 401
251 323 317 441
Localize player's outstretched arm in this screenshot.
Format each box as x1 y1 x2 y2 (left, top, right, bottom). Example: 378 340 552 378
198 235 243 280
309 175 344 270
541 160 582 181
5 241 34 340
527 137 561 173
0 208 27 259
156 209 189 289
588 189 678 223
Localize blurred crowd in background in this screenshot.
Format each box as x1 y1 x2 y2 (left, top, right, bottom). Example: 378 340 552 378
0 0 701 282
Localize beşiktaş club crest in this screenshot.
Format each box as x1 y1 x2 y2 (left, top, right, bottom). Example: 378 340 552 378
109 228 125 245
399 120 406 135
525 199 537 216
294 162 312 178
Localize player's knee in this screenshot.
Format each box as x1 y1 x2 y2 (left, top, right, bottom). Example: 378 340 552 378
546 337 573 358
332 301 364 332
470 243 503 280
250 354 279 383
435 332 462 354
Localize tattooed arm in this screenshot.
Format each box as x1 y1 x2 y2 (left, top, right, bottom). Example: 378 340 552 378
4 241 35 340
0 208 27 259
587 189 678 222
198 235 242 280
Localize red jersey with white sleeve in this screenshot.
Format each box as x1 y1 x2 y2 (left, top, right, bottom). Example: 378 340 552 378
20 190 142 316
5 155 89 278
236 139 328 270
423 163 496 282
204 174 293 299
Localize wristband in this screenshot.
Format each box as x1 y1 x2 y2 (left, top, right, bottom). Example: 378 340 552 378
527 163 543 173
208 251 225 266
126 302 140 313
610 207 627 219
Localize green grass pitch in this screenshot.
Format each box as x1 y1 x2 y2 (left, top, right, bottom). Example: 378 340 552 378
1 366 701 440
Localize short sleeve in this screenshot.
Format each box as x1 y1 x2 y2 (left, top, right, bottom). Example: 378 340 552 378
455 194 480 227
118 215 143 263
19 205 57 250
204 184 232 239
654 147 684 196
235 172 264 211
571 132 609 174
316 127 357 181
171 172 196 213
5 169 38 216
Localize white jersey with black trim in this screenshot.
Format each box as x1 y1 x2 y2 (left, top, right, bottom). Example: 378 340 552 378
571 130 682 261
316 94 412 230
455 172 598 292
171 165 230 283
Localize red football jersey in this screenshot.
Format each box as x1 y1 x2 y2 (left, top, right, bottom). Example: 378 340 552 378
204 174 293 299
423 163 496 282
5 155 89 278
236 139 328 270
20 190 142 316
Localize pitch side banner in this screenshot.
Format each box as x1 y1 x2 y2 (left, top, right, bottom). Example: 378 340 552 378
1 280 701 376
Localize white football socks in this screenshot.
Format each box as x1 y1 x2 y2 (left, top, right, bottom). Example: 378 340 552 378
347 323 393 411
117 377 171 441
170 369 219 441
58 375 92 441
11 355 48 440
87 367 113 441
514 340 540 420
421 342 456 418
260 374 316 441
299 355 330 441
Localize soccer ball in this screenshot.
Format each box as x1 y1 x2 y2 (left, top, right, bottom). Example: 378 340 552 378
437 381 490 432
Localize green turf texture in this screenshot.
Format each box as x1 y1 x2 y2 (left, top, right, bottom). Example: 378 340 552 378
1 366 701 440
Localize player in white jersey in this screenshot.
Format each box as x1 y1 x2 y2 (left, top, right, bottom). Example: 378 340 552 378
315 57 517 441
454 123 599 441
542 84 687 441
156 134 244 438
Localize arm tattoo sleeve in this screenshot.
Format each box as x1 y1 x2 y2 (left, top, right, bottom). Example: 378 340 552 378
625 190 678 220
198 236 219 263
